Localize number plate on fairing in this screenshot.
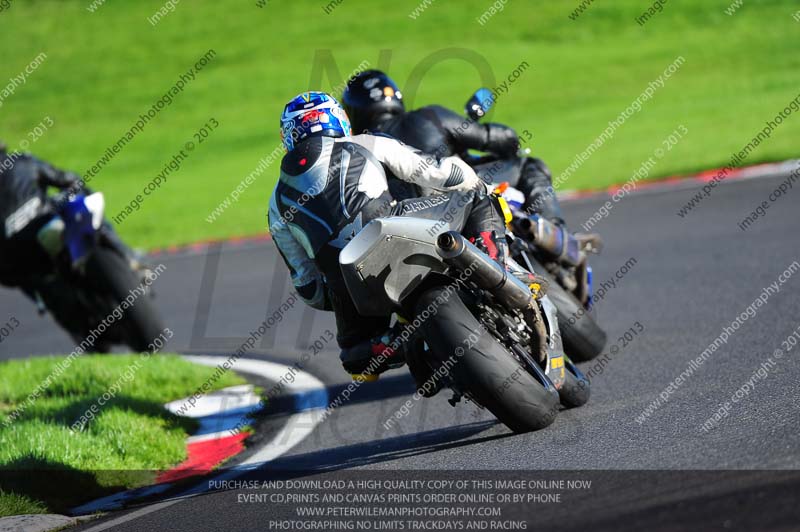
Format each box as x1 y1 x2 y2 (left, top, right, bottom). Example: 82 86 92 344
4 197 43 237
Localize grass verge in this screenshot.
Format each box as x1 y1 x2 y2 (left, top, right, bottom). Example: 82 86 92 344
0 354 245 517
0 0 798 249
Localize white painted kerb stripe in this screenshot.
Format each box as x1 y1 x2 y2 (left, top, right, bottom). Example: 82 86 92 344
74 355 328 528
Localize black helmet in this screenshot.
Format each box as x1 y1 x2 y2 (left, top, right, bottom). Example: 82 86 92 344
342 70 405 133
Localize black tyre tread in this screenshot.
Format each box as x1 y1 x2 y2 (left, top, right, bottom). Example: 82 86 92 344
86 247 165 352
534 263 607 362
415 287 559 433
558 361 590 408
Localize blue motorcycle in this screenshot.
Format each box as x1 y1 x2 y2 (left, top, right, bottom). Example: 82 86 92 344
22 191 165 352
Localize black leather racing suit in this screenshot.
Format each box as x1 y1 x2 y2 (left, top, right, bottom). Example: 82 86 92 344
268 133 504 352
0 151 136 289
376 104 565 226
0 151 77 286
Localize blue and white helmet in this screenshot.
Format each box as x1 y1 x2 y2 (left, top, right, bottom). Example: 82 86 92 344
280 91 352 152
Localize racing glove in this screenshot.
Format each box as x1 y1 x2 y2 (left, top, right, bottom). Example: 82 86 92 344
485 124 520 159
437 156 485 192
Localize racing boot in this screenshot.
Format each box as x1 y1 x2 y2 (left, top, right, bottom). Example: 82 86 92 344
509 265 549 301
471 230 508 266
340 330 406 382
473 230 548 300
518 157 566 227
401 332 445 398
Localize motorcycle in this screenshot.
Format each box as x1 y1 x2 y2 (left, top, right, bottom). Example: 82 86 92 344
339 216 590 433
461 88 607 362
17 191 165 352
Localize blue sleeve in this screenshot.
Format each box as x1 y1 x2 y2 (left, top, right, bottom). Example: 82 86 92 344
268 194 329 310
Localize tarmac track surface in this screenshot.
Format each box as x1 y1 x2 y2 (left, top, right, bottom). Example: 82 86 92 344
2 171 799 531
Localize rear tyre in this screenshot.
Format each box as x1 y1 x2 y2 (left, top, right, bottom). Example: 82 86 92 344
415 286 559 433
558 357 590 408
533 261 606 362
86 246 166 352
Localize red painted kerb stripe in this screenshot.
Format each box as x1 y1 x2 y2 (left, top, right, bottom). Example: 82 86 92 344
156 432 249 484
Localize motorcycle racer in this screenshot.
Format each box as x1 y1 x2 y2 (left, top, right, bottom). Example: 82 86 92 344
268 92 532 381
0 142 84 288
342 70 566 227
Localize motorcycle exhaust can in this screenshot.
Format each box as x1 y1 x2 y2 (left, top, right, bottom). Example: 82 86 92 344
517 215 583 267
436 231 534 311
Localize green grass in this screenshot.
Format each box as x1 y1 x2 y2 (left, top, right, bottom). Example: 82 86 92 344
0 490 48 517
0 354 245 516
1 0 798 249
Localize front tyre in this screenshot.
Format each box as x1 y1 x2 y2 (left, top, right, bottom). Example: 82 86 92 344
86 246 166 352
415 286 559 433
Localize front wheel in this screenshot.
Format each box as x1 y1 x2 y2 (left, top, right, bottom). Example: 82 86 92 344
85 246 166 352
415 286 559 433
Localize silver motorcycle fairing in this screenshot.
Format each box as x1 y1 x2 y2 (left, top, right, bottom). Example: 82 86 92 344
340 216 566 386
540 294 567 388
539 295 560 350
339 216 447 317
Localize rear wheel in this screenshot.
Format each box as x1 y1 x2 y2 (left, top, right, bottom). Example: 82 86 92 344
558 357 590 408
415 286 559 433
86 247 165 352
531 260 606 362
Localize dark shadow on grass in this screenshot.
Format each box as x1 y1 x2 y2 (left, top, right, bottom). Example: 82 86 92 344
46 394 198 434
1 396 199 515
0 457 133 515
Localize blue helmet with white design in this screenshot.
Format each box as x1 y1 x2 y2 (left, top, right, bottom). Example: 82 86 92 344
280 91 351 152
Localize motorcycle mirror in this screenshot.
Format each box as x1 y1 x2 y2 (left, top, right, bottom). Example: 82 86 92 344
465 88 494 121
